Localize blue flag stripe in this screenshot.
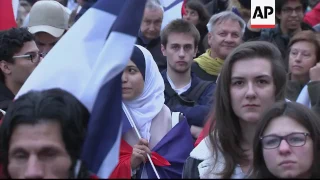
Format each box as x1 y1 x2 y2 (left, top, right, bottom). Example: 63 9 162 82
93 0 127 16
113 0 147 35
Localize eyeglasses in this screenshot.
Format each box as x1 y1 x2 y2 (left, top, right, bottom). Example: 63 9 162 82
12 52 44 63
281 6 303 14
260 132 310 149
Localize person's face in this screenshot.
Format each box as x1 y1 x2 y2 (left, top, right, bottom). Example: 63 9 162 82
230 58 276 123
122 60 144 101
208 19 242 60
262 116 313 178
34 32 60 55
277 0 304 31
182 7 199 26
289 41 317 79
161 33 197 74
0 41 41 87
8 121 72 179
140 8 163 40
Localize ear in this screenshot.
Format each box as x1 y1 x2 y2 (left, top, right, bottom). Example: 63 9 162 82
0 60 11 76
194 46 198 58
161 44 167 56
207 32 212 47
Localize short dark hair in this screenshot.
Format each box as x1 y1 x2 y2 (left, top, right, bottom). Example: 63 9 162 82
208 41 287 178
251 101 320 178
185 0 210 30
161 19 200 47
0 88 90 178
0 28 34 82
275 0 308 15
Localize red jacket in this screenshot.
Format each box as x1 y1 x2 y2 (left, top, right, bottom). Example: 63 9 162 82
194 114 215 147
304 3 320 26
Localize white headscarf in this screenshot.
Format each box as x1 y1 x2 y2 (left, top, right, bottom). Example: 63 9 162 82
123 45 165 141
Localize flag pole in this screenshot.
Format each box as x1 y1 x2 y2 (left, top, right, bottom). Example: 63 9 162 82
122 103 161 179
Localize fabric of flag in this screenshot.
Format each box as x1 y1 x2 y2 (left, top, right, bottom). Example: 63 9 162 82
112 114 194 179
15 0 147 178
296 84 311 108
0 0 17 30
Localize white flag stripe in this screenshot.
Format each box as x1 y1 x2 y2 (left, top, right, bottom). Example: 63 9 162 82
16 8 117 112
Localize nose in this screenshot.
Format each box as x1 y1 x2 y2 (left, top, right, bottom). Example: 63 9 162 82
294 53 302 63
245 82 256 99
224 34 234 43
290 10 298 17
24 155 44 179
121 72 128 83
278 139 291 155
178 48 185 58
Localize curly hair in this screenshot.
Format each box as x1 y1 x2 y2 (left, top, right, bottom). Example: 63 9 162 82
0 28 34 82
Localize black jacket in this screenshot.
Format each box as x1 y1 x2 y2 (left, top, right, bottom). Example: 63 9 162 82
191 62 219 82
136 36 167 72
0 82 14 111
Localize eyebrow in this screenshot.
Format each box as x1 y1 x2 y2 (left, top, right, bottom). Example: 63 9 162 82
231 75 272 79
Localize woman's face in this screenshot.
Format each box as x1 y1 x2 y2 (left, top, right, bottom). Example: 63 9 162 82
183 7 200 26
121 60 144 101
230 58 276 123
289 41 317 79
262 116 313 178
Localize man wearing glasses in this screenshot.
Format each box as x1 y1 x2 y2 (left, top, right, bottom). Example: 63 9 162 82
0 28 42 115
28 0 70 55
244 0 314 61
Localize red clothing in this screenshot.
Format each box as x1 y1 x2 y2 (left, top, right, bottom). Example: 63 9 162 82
304 3 320 26
110 139 170 178
181 0 187 17
194 116 215 147
0 0 17 30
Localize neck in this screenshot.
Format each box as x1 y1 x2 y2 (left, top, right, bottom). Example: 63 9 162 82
209 49 223 60
167 68 191 89
291 73 309 84
280 23 302 36
239 120 257 161
5 79 21 95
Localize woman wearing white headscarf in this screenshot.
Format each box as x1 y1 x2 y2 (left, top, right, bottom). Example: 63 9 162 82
110 45 194 179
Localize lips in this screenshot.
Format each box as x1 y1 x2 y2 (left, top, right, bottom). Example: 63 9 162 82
279 160 296 166
243 104 260 107
292 65 302 69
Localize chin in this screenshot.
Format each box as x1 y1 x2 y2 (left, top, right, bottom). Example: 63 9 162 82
241 114 260 123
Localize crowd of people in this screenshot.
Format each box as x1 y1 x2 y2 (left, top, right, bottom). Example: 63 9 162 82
0 0 320 179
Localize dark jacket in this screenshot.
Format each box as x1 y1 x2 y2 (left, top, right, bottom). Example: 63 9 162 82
200 0 228 16
191 62 219 82
75 0 97 22
243 23 314 68
308 81 320 117
0 82 14 112
136 34 167 72
161 70 215 127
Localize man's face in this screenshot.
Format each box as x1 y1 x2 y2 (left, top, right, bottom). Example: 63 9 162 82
34 32 61 55
208 19 242 60
0 41 41 89
277 0 304 31
161 32 197 73
140 8 163 40
8 121 72 179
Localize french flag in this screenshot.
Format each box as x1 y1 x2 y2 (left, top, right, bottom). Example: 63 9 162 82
15 0 147 178
296 84 311 108
0 0 19 30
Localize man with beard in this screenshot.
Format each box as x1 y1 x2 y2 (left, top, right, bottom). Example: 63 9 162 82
160 19 216 138
244 0 314 68
192 11 245 82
